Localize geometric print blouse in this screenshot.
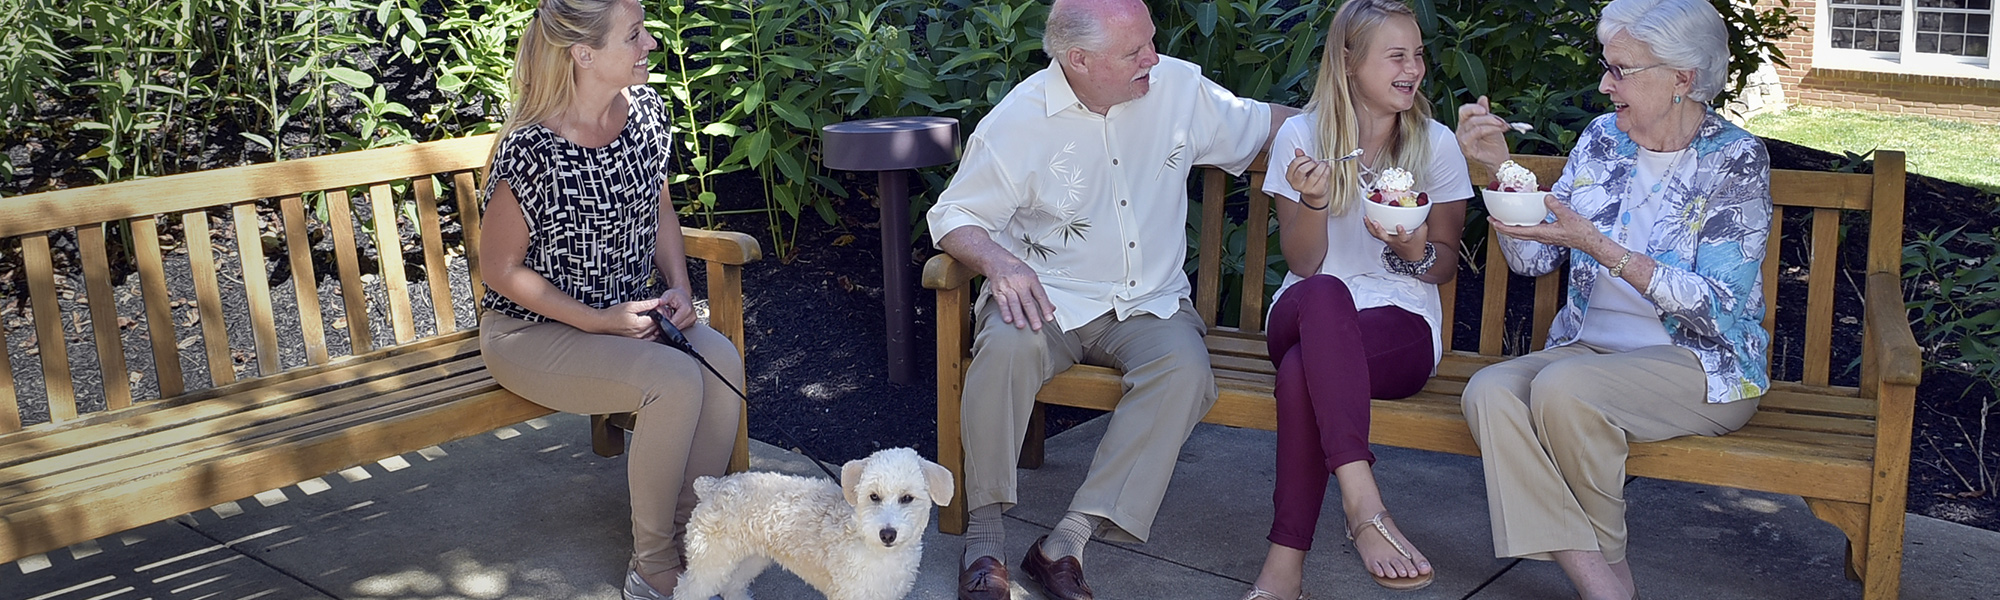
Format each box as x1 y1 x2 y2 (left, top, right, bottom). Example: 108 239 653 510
1498 108 1773 404
480 85 672 323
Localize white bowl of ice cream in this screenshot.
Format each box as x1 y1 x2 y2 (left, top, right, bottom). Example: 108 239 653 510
1482 160 1550 226
1363 167 1432 233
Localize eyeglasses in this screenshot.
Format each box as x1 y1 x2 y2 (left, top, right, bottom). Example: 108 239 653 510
1599 58 1665 81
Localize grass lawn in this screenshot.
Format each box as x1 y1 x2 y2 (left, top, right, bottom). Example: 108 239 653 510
1745 106 2000 194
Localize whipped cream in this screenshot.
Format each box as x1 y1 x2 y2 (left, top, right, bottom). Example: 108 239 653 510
1495 160 1537 192
1375 167 1415 193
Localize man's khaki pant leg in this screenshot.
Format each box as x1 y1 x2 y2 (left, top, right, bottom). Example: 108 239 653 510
1067 301 1216 543
959 299 1085 515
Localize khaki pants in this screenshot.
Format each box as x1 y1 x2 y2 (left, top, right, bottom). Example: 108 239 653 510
479 313 743 579
960 299 1216 543
1461 343 1757 563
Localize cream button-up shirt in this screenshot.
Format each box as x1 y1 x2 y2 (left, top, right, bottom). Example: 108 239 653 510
927 56 1272 331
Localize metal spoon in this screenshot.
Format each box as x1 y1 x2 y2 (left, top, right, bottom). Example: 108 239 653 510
1508 122 1534 133
1328 148 1364 162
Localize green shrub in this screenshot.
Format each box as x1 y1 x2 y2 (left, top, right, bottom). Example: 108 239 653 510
1905 225 2000 495
1 0 1799 252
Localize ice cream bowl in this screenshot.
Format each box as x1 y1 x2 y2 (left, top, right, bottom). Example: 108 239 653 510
1363 196 1433 234
1482 188 1551 227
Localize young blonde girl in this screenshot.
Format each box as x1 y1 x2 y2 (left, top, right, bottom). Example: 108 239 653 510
1244 0 1472 597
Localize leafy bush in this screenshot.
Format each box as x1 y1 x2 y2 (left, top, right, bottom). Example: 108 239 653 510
1905 225 2000 495
0 0 1798 253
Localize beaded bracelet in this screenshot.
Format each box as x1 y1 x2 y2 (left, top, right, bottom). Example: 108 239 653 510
1382 242 1437 277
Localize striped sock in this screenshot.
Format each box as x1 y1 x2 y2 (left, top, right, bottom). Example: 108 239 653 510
1042 511 1100 562
963 503 1006 569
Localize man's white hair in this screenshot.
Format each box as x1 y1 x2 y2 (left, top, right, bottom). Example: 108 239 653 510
1043 0 1130 60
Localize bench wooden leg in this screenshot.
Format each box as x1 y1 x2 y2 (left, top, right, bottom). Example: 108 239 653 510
1861 485 1908 600
1810 493 1910 600
1805 497 1869 582
939 396 968 535
1019 403 1047 469
591 413 631 458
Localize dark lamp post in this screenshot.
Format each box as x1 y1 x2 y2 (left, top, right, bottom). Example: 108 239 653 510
821 116 960 385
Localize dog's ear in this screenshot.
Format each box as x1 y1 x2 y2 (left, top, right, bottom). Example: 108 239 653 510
840 458 866 507
919 459 955 506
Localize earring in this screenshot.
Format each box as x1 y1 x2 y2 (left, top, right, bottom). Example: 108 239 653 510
1673 95 1682 104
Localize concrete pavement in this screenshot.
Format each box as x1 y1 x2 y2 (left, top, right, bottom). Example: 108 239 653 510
3 412 1995 599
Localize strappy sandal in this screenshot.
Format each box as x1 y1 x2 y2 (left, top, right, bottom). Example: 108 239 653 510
1238 587 1309 600
1347 511 1435 591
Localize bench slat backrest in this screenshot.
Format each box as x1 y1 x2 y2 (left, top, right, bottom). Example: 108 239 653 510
0 136 496 433
1193 149 1906 396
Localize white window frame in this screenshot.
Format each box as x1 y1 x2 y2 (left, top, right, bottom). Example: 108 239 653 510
1818 0 1997 79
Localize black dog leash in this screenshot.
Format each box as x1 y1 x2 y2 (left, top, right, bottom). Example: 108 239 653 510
644 311 841 481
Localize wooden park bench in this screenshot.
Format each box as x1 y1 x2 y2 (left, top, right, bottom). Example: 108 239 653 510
924 151 1921 599
0 134 760 564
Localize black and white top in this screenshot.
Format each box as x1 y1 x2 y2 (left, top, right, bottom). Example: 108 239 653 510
481 85 672 323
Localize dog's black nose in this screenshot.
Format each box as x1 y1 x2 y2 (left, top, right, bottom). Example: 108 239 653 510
879 528 898 546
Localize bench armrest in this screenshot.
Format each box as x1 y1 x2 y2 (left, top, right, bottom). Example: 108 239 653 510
1864 271 1922 387
682 227 762 265
923 253 976 291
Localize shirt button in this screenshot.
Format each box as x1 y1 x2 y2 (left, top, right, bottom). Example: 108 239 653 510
1120 200 1128 206
1112 158 1120 165
1128 280 1137 286
1128 242 1136 248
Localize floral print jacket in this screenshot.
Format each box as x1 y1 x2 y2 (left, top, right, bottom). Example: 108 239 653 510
1500 110 1772 404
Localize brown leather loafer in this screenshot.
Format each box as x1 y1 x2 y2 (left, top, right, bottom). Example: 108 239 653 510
958 555 1010 600
1021 535 1095 600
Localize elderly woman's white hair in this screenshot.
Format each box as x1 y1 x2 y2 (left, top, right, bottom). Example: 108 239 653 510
1599 0 1732 103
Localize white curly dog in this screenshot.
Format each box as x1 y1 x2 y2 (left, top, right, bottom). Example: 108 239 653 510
672 447 955 600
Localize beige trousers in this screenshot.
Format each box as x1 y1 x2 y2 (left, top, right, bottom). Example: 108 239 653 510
1461 343 1758 563
959 298 1216 543
479 312 743 579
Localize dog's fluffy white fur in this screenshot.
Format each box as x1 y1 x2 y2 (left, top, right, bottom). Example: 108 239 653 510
672 447 954 600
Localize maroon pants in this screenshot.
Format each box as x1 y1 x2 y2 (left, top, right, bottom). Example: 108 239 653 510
1266 275 1435 551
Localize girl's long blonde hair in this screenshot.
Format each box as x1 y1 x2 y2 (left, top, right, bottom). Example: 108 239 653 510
1305 0 1434 215
486 0 623 167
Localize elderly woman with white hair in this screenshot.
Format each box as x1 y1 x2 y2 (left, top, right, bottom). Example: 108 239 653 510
1453 0 1772 597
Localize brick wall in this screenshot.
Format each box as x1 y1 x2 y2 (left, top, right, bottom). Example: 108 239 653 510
1758 0 2000 123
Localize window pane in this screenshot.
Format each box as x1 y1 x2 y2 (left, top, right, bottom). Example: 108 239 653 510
1917 0 1943 6
1970 0 1991 11
1834 9 1855 26
1888 11 1904 29
1968 36 1988 56
1883 31 1902 48
1972 14 1991 35
1941 33 1965 54
1921 12 1943 29
1918 32 1940 51
1946 13 1967 32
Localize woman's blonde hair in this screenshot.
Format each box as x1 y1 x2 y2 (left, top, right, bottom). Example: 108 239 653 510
487 0 625 166
1304 0 1434 215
